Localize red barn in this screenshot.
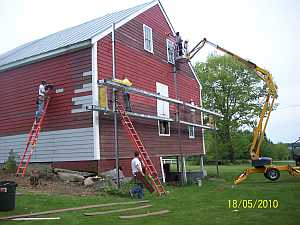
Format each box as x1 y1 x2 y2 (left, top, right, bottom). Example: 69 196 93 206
0 0 215 179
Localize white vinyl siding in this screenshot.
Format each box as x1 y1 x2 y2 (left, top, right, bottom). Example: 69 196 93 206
143 24 153 53
0 128 94 163
166 39 175 64
156 82 169 118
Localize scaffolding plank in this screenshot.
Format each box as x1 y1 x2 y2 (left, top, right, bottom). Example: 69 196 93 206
179 120 215 130
86 106 173 122
97 79 223 117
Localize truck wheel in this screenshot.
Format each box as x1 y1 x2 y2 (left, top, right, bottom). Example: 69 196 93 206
264 168 280 181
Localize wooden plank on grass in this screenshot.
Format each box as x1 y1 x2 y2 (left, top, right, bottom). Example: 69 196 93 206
12 217 61 221
0 200 149 221
84 204 152 216
119 209 170 219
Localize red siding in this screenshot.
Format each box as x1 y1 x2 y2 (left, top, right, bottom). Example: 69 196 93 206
98 156 162 177
52 157 162 177
52 160 98 173
97 5 204 160
0 48 93 136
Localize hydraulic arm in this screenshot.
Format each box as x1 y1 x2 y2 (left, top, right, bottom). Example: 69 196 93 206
186 38 299 184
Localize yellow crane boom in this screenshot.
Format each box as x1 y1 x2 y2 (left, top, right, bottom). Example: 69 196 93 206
186 38 299 184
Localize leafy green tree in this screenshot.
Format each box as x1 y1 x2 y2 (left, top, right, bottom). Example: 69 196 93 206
195 54 265 162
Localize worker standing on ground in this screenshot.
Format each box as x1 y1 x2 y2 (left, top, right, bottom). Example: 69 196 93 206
35 80 48 121
129 152 145 199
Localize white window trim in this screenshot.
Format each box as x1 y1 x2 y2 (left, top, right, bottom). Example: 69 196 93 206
156 82 170 118
158 120 170 137
188 125 195 139
143 24 153 53
166 39 175 64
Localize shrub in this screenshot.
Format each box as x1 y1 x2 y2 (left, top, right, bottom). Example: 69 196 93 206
4 149 17 173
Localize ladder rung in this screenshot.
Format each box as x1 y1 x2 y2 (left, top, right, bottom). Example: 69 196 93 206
117 102 166 195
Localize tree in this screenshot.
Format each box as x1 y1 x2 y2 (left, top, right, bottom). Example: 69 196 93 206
195 54 265 162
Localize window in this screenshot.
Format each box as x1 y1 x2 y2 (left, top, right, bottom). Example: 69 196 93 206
156 82 169 118
158 120 170 136
188 125 195 139
143 24 153 53
166 39 175 64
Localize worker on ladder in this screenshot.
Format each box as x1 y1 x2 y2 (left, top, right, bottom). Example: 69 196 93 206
35 80 48 121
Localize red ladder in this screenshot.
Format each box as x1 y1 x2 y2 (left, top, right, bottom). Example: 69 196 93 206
116 101 166 196
16 97 51 177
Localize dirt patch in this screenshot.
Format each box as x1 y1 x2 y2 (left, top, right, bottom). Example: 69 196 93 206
0 171 99 196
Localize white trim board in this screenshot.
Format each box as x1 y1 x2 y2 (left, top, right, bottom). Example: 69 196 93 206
92 43 100 160
91 0 159 44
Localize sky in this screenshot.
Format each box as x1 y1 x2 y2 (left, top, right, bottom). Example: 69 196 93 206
0 0 299 143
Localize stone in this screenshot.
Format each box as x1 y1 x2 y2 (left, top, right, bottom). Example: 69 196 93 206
57 172 84 182
84 177 95 186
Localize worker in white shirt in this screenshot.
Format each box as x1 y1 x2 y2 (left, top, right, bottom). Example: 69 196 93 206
129 152 145 199
35 80 47 121
131 152 144 177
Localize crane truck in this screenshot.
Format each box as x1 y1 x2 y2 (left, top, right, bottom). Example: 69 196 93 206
184 38 300 184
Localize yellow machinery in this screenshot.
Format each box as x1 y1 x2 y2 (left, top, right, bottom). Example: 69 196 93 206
186 38 300 184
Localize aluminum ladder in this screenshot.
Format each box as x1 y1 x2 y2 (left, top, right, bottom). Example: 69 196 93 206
116 101 166 196
16 97 51 177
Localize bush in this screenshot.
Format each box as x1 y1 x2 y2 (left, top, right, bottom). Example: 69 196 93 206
103 180 135 197
4 149 17 173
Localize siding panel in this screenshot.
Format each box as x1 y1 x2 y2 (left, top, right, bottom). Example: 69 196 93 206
97 5 203 160
0 127 94 163
0 48 93 137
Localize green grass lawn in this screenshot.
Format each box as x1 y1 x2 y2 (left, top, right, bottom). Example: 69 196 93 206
1 164 299 225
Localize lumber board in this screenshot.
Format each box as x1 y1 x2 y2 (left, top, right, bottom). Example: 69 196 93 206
0 200 149 221
119 209 170 219
84 204 152 216
12 217 60 221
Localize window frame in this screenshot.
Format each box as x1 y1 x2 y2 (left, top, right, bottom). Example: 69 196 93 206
143 24 153 53
188 125 195 139
158 120 170 136
156 82 170 119
166 39 175 64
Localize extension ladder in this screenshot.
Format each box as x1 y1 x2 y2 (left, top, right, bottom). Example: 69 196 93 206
116 101 166 196
16 97 51 177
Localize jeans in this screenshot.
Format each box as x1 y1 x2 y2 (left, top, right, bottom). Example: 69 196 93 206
123 92 132 112
130 183 144 199
35 99 44 120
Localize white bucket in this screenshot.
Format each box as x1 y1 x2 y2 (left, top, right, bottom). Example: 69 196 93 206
197 179 202 187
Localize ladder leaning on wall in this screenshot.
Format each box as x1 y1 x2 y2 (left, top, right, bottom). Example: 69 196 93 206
16 97 51 177
116 100 166 196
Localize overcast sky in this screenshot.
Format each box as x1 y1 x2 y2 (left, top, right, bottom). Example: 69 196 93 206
0 0 299 143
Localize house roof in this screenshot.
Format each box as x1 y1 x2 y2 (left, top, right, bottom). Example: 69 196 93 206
0 0 158 71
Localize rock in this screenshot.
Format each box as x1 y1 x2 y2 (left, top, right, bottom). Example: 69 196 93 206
54 168 96 178
57 172 84 182
101 169 125 182
84 177 95 186
29 170 41 186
